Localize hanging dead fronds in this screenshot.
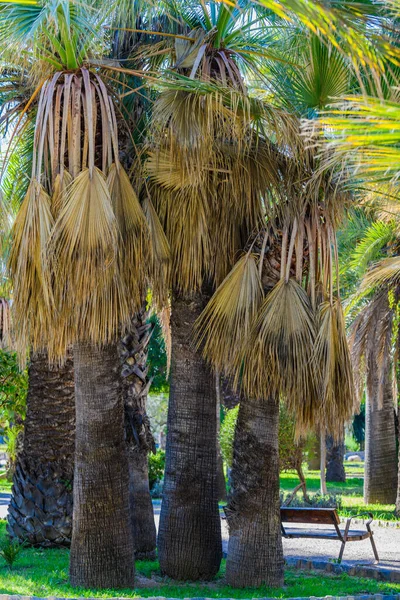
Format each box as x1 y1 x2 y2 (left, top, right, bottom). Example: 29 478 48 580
348 290 393 410
8 68 151 360
8 180 54 353
142 197 171 309
242 278 316 412
313 300 356 437
194 253 263 375
0 298 11 349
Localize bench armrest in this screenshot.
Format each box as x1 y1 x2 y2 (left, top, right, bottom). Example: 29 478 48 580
345 512 374 527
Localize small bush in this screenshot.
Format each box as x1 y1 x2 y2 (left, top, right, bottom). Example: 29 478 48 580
148 449 165 490
280 491 342 509
0 539 23 569
150 480 164 498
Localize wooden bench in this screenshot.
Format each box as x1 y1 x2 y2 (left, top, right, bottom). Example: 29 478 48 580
280 507 379 563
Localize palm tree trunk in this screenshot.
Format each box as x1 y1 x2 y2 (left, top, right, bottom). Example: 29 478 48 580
326 434 346 483
225 395 284 588
121 311 157 561
69 341 135 589
364 371 397 505
7 350 75 547
157 292 222 580
396 445 400 515
320 430 328 495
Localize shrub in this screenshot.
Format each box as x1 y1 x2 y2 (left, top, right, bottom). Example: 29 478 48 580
280 491 342 509
148 449 165 490
0 539 23 569
219 405 239 467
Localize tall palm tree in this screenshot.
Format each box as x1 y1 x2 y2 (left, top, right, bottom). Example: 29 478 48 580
0 0 159 587
194 32 359 587
346 217 400 505
0 131 76 546
144 2 286 582
350 289 398 505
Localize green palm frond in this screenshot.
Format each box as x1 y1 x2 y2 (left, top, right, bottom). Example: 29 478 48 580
349 220 397 273
318 95 400 183
253 0 399 72
0 0 97 71
269 34 351 115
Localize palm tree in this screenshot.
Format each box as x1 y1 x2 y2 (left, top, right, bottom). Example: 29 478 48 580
0 0 159 587
8 350 75 546
350 289 398 504
0 131 76 547
346 218 400 505
194 33 359 587
313 84 400 512
326 434 346 483
121 310 157 560
143 2 286 582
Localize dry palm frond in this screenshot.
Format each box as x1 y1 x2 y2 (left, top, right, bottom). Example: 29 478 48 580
142 197 171 308
48 167 128 351
8 180 54 354
313 300 356 437
0 298 11 349
348 290 393 409
194 253 263 375
361 256 400 291
146 89 279 294
242 278 316 412
51 170 72 217
8 67 150 358
107 162 150 308
145 148 204 191
159 305 171 377
153 185 212 295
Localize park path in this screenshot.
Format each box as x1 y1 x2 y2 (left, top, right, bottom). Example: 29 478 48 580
0 495 398 571
151 501 400 571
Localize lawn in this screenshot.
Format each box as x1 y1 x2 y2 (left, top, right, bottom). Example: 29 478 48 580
0 479 12 494
0 520 398 598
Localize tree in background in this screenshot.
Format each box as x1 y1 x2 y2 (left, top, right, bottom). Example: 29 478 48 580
8 351 75 547
121 311 157 560
220 403 308 497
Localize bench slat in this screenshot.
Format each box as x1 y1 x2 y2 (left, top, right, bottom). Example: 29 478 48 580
280 507 340 525
282 527 370 541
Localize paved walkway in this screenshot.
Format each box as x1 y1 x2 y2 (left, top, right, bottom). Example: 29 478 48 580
153 501 400 571
1 495 399 571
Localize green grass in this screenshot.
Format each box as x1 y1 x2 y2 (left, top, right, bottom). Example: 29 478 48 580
0 479 12 494
0 520 397 598
279 470 399 522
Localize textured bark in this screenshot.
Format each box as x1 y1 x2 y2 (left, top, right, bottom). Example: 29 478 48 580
326 435 346 483
69 341 135 589
396 444 400 515
121 311 157 561
225 396 284 588
158 292 222 580
364 370 397 505
320 431 328 495
7 350 75 547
